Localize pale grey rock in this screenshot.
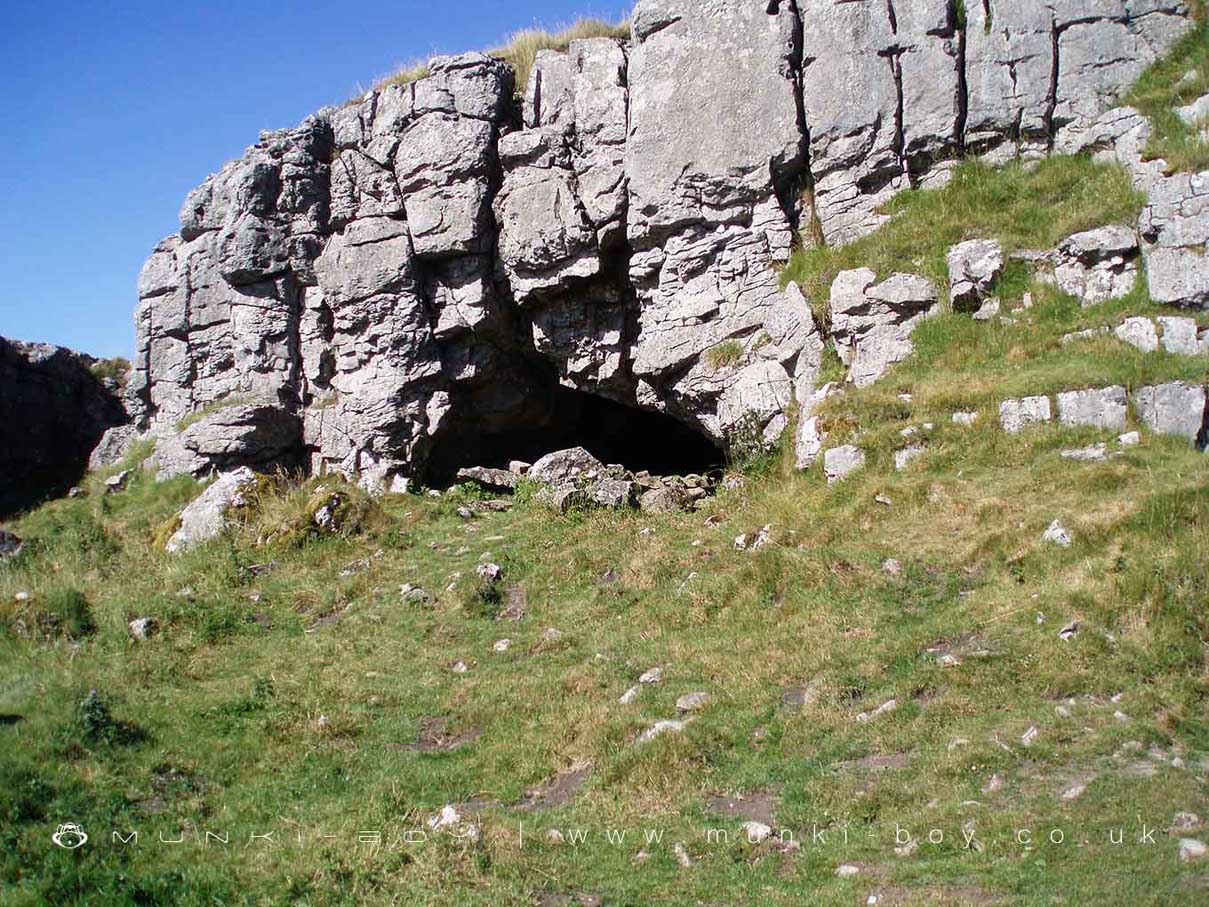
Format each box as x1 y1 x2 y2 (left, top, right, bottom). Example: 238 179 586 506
1000 396 1052 433
1061 444 1109 462
794 383 836 470
830 270 938 388
1179 838 1207 862
952 411 978 426
948 240 1004 311
824 445 865 484
104 470 131 491
1175 94 1209 126
1056 386 1127 431
1134 382 1207 444
1061 326 1112 346
529 447 606 485
675 692 710 712
89 425 140 470
894 446 926 471
165 467 260 553
1042 520 1073 547
972 298 1001 322
590 478 635 509
639 485 689 515
129 618 158 642
638 719 689 743
1054 225 1139 305
1115 316 1160 352
1157 316 1202 355
1119 430 1141 447
456 467 520 491
149 403 302 481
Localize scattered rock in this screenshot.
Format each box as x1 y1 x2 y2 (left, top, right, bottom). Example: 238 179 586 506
638 719 689 743
1134 381 1207 444
104 470 131 492
830 270 939 387
824 445 866 484
1056 385 1127 430
476 562 503 584
492 638 511 653
948 239 1004 311
972 298 1001 321
734 524 773 551
856 699 897 723
1021 726 1040 747
1058 621 1080 641
1054 225 1139 305
451 661 470 674
1000 395 1052 433
529 448 606 485
1118 430 1141 446
675 692 710 712
456 466 520 491
1061 326 1112 346
1179 838 1207 863
1172 812 1203 831
672 842 693 869
741 821 773 844
128 618 158 641
1061 444 1109 461
165 467 261 554
882 558 902 576
618 686 640 705
515 767 592 811
638 485 689 514
894 446 925 471
639 666 664 684
836 864 861 878
1115 316 1160 353
952 411 978 426
1042 520 1073 547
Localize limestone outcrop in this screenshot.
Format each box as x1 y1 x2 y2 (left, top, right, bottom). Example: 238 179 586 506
0 338 127 515
122 0 1196 490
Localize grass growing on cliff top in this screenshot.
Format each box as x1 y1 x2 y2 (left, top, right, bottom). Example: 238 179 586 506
372 17 630 98
1123 20 1209 174
781 155 1144 322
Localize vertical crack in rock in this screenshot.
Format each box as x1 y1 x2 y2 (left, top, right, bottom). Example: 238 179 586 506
954 0 970 152
1045 13 1061 149
885 0 899 35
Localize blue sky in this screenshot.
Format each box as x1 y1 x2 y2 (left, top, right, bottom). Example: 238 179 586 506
0 1 631 358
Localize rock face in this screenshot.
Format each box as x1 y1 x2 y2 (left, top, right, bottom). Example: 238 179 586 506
948 239 1004 311
829 270 939 388
1053 225 1139 305
0 338 127 516
125 0 1194 489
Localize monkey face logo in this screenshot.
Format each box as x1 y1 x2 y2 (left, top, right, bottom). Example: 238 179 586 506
52 823 88 850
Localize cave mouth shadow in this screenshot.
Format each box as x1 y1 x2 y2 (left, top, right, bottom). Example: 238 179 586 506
424 385 725 485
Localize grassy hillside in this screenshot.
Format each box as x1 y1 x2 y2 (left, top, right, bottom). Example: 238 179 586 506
5 26 1209 907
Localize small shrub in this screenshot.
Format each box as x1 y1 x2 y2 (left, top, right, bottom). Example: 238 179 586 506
74 689 144 747
704 340 745 371
90 357 131 387
459 577 503 619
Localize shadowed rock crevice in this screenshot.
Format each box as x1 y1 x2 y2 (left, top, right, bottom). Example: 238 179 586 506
423 376 723 485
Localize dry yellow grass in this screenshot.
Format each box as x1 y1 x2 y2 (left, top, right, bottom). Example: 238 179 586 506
372 17 630 97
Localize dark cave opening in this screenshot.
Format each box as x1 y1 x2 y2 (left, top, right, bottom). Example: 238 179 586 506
424 384 725 485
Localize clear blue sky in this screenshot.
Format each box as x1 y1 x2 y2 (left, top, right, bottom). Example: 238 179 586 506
0 1 631 358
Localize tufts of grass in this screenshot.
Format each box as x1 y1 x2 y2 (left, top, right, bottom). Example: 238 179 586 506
89 356 130 387
703 339 744 370
370 17 630 99
1123 20 1209 173
782 156 1144 308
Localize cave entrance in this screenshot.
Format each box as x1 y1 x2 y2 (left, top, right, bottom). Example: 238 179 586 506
424 384 725 485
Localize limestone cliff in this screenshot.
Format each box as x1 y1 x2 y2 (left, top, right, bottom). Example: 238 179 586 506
126 0 1195 488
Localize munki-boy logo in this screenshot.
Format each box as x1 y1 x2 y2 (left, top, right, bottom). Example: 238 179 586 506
52 822 88 850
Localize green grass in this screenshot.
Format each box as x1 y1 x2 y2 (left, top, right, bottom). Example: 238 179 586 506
1124 19 1209 174
372 17 630 99
782 156 1144 320
174 395 250 432
703 340 744 371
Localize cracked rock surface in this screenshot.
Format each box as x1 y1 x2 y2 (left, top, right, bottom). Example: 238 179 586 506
121 0 1195 489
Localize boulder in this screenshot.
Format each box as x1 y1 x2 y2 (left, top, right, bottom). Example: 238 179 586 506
823 445 865 484
455 467 520 492
164 467 261 554
149 403 302 481
639 485 690 514
1000 395 1053 434
89 424 141 470
529 447 606 485
590 478 635 509
1056 386 1127 431
128 618 158 642
1157 316 1203 356
1115 316 1160 353
1054 225 1139 306
794 383 836 470
948 239 1004 311
1133 382 1207 444
829 270 939 388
